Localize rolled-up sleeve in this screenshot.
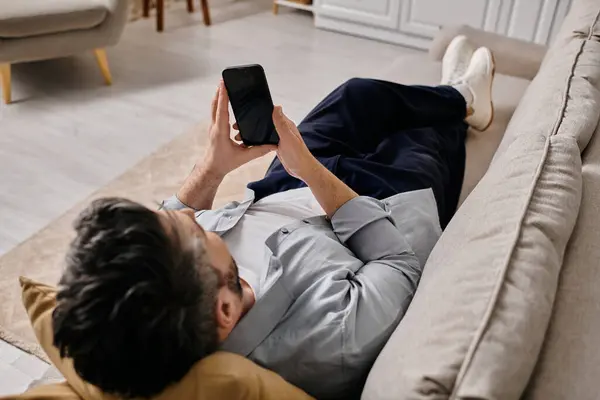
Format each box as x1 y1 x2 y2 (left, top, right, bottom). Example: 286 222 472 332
331 196 423 366
159 190 255 234
159 195 192 211
331 196 415 264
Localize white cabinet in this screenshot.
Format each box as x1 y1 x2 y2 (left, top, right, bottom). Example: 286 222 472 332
314 0 572 50
318 0 401 29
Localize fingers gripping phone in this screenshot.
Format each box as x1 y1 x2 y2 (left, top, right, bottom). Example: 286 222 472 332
222 64 279 146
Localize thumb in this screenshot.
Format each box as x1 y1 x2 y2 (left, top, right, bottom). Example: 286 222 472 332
273 106 290 137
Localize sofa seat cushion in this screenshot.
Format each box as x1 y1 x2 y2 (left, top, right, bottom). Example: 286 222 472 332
0 0 110 39
381 55 531 205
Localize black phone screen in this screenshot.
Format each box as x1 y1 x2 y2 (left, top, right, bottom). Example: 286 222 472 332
222 65 279 146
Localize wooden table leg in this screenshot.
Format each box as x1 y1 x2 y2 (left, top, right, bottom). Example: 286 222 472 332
201 0 211 26
187 0 194 12
142 0 150 17
273 1 279 14
157 0 164 32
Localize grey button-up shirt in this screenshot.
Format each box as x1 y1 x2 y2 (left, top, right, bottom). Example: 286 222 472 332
162 188 441 399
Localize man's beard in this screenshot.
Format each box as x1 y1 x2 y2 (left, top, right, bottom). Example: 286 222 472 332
227 259 243 298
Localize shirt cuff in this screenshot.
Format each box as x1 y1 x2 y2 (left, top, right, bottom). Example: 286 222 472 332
331 197 391 240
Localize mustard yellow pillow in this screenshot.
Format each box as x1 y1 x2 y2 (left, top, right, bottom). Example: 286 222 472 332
15 277 313 400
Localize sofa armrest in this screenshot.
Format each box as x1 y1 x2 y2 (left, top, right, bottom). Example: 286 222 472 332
429 25 547 81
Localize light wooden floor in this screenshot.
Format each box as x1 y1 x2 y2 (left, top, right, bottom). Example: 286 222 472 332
0 0 421 394
0 0 419 257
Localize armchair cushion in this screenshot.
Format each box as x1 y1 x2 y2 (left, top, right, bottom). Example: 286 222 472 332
0 0 111 39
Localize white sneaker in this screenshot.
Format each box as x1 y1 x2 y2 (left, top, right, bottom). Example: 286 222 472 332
460 47 495 131
441 35 475 85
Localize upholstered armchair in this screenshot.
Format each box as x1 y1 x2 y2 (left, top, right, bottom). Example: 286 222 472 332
0 0 129 104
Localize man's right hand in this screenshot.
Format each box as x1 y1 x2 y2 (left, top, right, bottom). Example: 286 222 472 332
176 82 276 211
203 81 277 178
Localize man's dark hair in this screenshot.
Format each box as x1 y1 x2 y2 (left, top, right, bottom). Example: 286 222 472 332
53 197 220 398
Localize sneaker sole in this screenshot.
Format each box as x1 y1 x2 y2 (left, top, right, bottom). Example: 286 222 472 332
475 52 496 132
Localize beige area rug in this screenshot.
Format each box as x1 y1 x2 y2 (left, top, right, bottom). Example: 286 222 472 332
0 123 273 362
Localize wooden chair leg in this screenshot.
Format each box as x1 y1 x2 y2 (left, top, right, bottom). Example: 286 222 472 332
142 0 150 17
93 49 113 85
273 1 279 14
187 0 194 13
201 0 211 26
157 0 165 32
0 64 11 104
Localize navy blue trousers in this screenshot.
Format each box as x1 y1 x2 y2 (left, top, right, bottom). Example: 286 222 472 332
247 78 468 228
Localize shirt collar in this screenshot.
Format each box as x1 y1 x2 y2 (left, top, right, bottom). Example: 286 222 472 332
220 264 291 356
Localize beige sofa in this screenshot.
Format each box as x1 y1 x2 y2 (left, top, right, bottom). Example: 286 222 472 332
363 0 600 399
1 0 599 399
0 0 129 104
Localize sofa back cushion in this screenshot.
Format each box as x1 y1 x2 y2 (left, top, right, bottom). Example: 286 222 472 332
524 4 600 398
361 1 600 399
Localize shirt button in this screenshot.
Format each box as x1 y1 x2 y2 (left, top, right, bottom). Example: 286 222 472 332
281 228 289 234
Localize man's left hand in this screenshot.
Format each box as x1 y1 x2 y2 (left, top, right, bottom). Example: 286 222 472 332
203 81 277 178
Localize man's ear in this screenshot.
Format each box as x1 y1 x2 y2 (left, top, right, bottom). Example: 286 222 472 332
215 288 238 341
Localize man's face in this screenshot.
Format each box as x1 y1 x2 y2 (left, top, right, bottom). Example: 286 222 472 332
156 209 245 343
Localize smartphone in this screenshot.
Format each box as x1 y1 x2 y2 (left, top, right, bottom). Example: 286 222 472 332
222 64 279 146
